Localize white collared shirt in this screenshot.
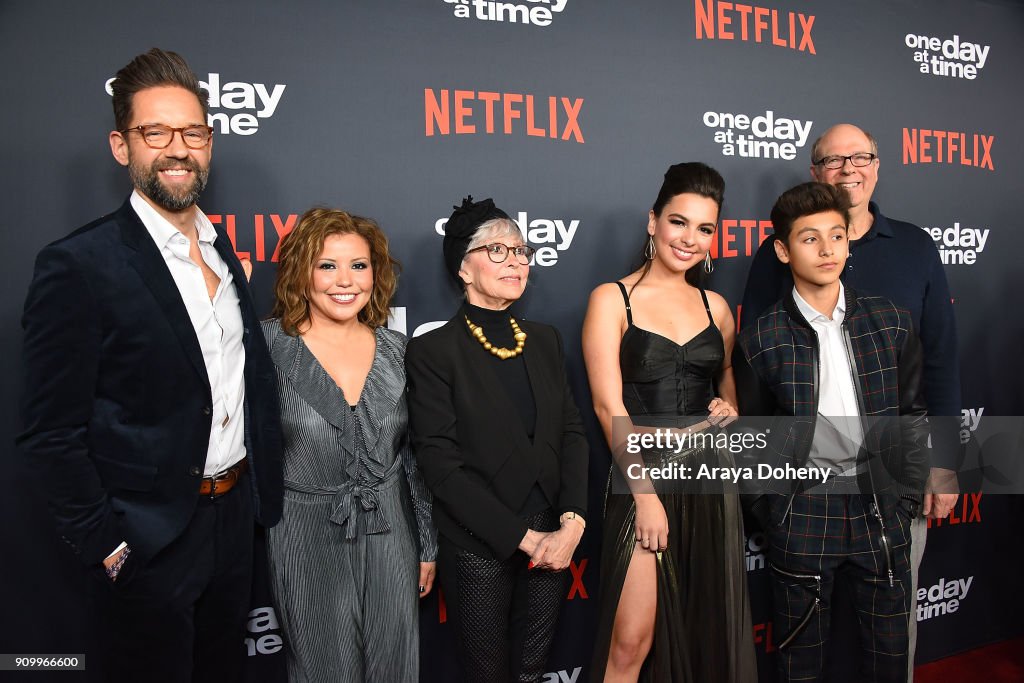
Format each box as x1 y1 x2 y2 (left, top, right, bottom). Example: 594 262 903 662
131 191 246 477
792 282 864 474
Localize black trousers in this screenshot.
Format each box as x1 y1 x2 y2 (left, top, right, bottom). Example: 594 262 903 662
86 474 254 683
438 509 569 683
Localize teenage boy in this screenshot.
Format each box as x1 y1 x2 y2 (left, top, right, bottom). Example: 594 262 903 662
733 182 929 683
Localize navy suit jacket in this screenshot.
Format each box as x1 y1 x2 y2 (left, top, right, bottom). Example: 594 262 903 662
18 198 283 565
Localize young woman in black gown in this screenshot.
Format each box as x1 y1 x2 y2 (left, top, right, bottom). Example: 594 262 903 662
582 163 756 682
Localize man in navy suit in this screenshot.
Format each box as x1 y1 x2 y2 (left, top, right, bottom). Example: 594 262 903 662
18 48 282 683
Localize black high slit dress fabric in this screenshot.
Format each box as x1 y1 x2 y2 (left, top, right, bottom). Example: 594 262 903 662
590 283 756 682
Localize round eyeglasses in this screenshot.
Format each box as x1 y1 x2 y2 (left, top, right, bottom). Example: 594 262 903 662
465 243 536 265
120 124 214 149
813 153 877 170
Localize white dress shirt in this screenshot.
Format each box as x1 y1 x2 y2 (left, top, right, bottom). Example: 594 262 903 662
792 283 864 474
132 191 247 477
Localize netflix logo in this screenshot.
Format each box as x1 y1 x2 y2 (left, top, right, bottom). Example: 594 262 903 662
694 1 815 54
424 88 584 143
902 128 994 170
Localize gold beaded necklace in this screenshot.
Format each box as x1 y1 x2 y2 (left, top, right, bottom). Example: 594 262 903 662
464 315 527 360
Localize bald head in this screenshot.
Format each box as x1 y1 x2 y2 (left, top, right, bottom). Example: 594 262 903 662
810 124 878 164
809 123 881 223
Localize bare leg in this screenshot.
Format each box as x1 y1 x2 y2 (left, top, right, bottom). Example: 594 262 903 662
604 545 657 683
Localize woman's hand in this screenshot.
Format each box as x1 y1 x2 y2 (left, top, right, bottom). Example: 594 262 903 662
518 529 549 556
418 562 437 599
707 396 738 427
530 523 584 571
634 493 669 552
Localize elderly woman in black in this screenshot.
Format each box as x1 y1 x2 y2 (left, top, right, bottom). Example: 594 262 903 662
405 197 589 682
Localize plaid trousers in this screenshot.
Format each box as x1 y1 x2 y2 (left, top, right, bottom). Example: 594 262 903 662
767 490 912 683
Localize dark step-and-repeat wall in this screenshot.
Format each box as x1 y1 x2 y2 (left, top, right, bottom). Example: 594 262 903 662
2 1 1023 681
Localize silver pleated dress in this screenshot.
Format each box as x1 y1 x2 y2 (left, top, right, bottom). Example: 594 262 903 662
262 320 438 682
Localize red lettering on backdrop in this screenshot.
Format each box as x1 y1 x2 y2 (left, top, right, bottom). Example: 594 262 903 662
933 130 947 161
479 91 500 133
717 1 734 40
903 128 917 164
798 13 815 53
694 1 815 53
695 0 714 37
709 219 774 259
753 621 775 652
920 129 932 163
270 215 297 262
526 95 545 137
927 493 983 528
255 215 265 262
455 90 475 134
754 6 768 42
771 9 786 47
568 559 589 600
903 128 995 170
210 214 298 263
735 3 752 40
423 89 585 142
211 214 250 261
503 93 523 134
561 97 585 143
980 134 994 169
722 223 738 257
424 88 449 136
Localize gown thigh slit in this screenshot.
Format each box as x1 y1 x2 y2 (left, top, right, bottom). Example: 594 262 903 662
590 282 756 683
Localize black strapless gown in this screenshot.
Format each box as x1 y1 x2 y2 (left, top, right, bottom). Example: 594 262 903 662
590 283 756 682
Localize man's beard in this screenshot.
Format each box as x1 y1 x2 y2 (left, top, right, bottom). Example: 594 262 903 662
129 155 209 212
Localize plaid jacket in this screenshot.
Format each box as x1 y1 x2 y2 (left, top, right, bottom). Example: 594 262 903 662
734 286 930 507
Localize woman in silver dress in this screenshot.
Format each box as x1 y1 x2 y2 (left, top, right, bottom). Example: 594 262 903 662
263 208 437 682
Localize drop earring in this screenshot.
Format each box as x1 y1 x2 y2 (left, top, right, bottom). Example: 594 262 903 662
645 235 656 260
704 252 714 273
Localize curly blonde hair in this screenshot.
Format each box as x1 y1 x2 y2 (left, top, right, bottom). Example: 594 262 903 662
272 208 400 334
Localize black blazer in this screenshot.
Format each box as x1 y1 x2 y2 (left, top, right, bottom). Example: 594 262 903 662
404 304 588 560
18 199 283 565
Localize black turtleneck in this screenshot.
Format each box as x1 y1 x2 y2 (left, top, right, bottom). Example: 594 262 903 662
463 302 548 516
463 302 536 435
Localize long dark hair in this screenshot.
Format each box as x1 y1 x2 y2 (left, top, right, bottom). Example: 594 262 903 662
633 162 725 291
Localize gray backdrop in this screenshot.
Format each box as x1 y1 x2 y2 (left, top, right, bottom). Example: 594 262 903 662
3 1 1023 681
